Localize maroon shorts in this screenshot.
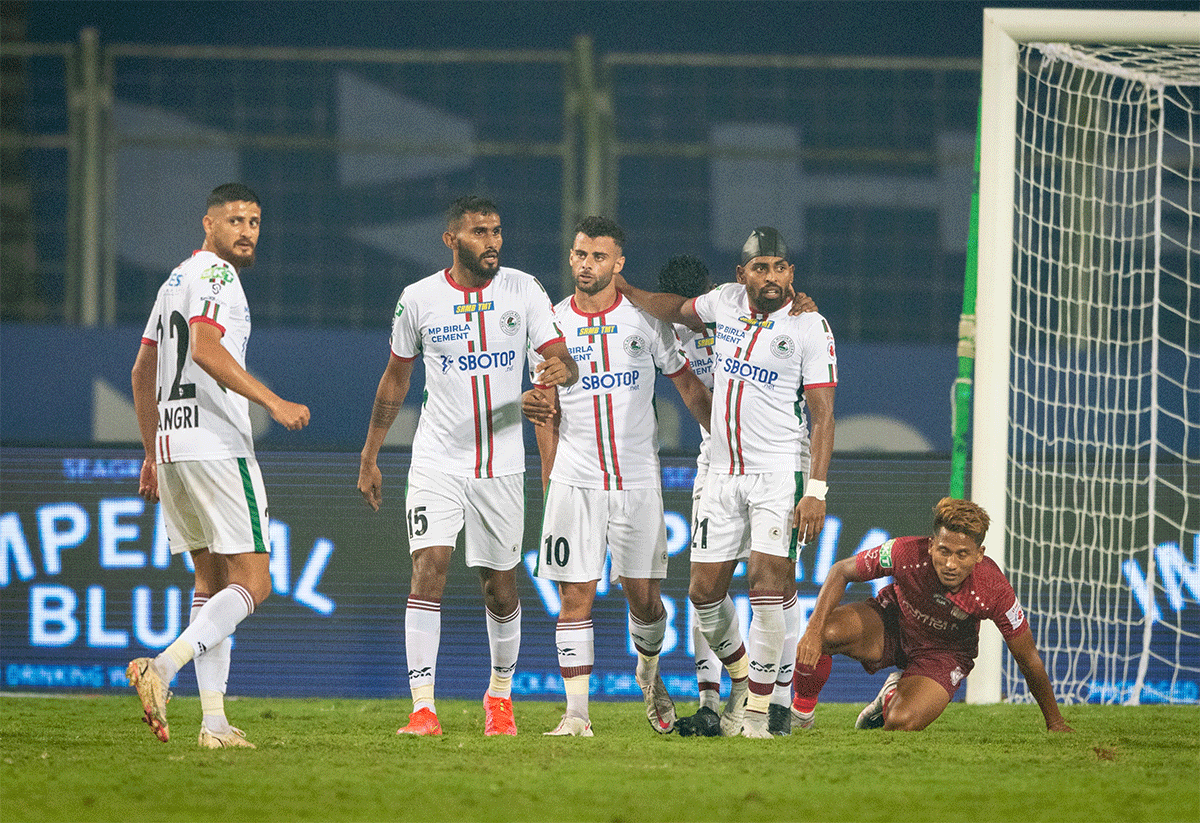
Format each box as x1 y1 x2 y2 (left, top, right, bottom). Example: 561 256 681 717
864 593 975 697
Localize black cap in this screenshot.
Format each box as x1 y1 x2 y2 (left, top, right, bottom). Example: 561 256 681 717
740 226 790 265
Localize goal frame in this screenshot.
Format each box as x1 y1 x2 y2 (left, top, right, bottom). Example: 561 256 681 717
970 7 1200 704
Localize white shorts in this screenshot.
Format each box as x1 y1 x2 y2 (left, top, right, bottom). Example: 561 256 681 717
158 457 270 556
691 466 750 563
536 482 669 583
691 471 800 563
404 466 524 570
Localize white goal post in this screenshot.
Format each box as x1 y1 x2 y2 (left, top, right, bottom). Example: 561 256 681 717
971 9 1199 705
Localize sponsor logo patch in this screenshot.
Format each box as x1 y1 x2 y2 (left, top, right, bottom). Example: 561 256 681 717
455 301 494 314
201 265 234 285
879 539 895 569
579 324 617 336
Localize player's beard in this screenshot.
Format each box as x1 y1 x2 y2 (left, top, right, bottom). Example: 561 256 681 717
574 269 612 296
215 237 255 269
461 243 500 281
749 284 787 314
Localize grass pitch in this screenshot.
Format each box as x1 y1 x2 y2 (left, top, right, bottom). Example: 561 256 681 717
2 694 1197 822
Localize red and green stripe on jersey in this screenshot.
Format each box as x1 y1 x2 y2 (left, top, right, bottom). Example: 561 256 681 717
459 288 497 478
193 299 225 332
584 311 624 490
722 314 770 474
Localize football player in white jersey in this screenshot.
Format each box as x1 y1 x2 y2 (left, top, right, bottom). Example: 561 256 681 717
358 196 578 737
656 255 820 738
127 183 311 748
522 218 711 737
613 227 836 739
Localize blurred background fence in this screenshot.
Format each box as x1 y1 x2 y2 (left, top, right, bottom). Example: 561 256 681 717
3 30 979 343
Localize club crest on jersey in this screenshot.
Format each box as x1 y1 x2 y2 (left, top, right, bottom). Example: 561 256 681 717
770 335 795 358
739 316 774 329
201 265 234 285
622 334 646 356
500 310 521 335
455 300 494 314
1006 601 1026 630
578 324 616 336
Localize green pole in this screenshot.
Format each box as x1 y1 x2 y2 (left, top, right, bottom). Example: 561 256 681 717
950 102 982 500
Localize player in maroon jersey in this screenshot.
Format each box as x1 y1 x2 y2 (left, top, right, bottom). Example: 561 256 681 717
792 497 1073 731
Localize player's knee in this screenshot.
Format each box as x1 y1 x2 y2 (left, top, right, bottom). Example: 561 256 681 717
480 569 519 614
820 622 847 650
882 705 934 731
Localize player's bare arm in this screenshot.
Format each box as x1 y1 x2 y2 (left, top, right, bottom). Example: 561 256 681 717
528 386 560 492
670 368 712 433
357 354 413 512
795 555 865 672
612 272 704 332
794 385 835 544
534 340 579 387
189 320 310 430
130 342 160 503
1005 625 1074 732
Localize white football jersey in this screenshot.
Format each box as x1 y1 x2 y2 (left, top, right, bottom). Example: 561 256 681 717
140 250 255 463
532 293 689 489
391 266 563 478
692 283 836 475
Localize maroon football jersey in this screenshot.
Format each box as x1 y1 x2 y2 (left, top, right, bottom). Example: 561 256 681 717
856 535 1028 659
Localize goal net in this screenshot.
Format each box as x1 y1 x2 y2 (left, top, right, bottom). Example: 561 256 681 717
972 11 1199 706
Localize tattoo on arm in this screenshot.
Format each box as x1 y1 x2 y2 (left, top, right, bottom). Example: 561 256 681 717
371 398 402 428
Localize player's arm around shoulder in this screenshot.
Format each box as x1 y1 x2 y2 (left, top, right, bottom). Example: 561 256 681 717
612 272 704 332
1004 625 1074 732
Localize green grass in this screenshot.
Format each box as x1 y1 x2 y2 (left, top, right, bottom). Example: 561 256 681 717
2 695 1197 823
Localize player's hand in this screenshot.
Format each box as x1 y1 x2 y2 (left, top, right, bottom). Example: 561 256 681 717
522 389 557 427
793 496 827 545
272 399 311 431
138 458 159 504
1047 718 1074 733
534 357 573 387
795 630 822 674
611 271 630 294
788 290 819 315
358 460 383 511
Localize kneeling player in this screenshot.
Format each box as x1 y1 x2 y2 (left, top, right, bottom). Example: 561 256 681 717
792 497 1073 732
